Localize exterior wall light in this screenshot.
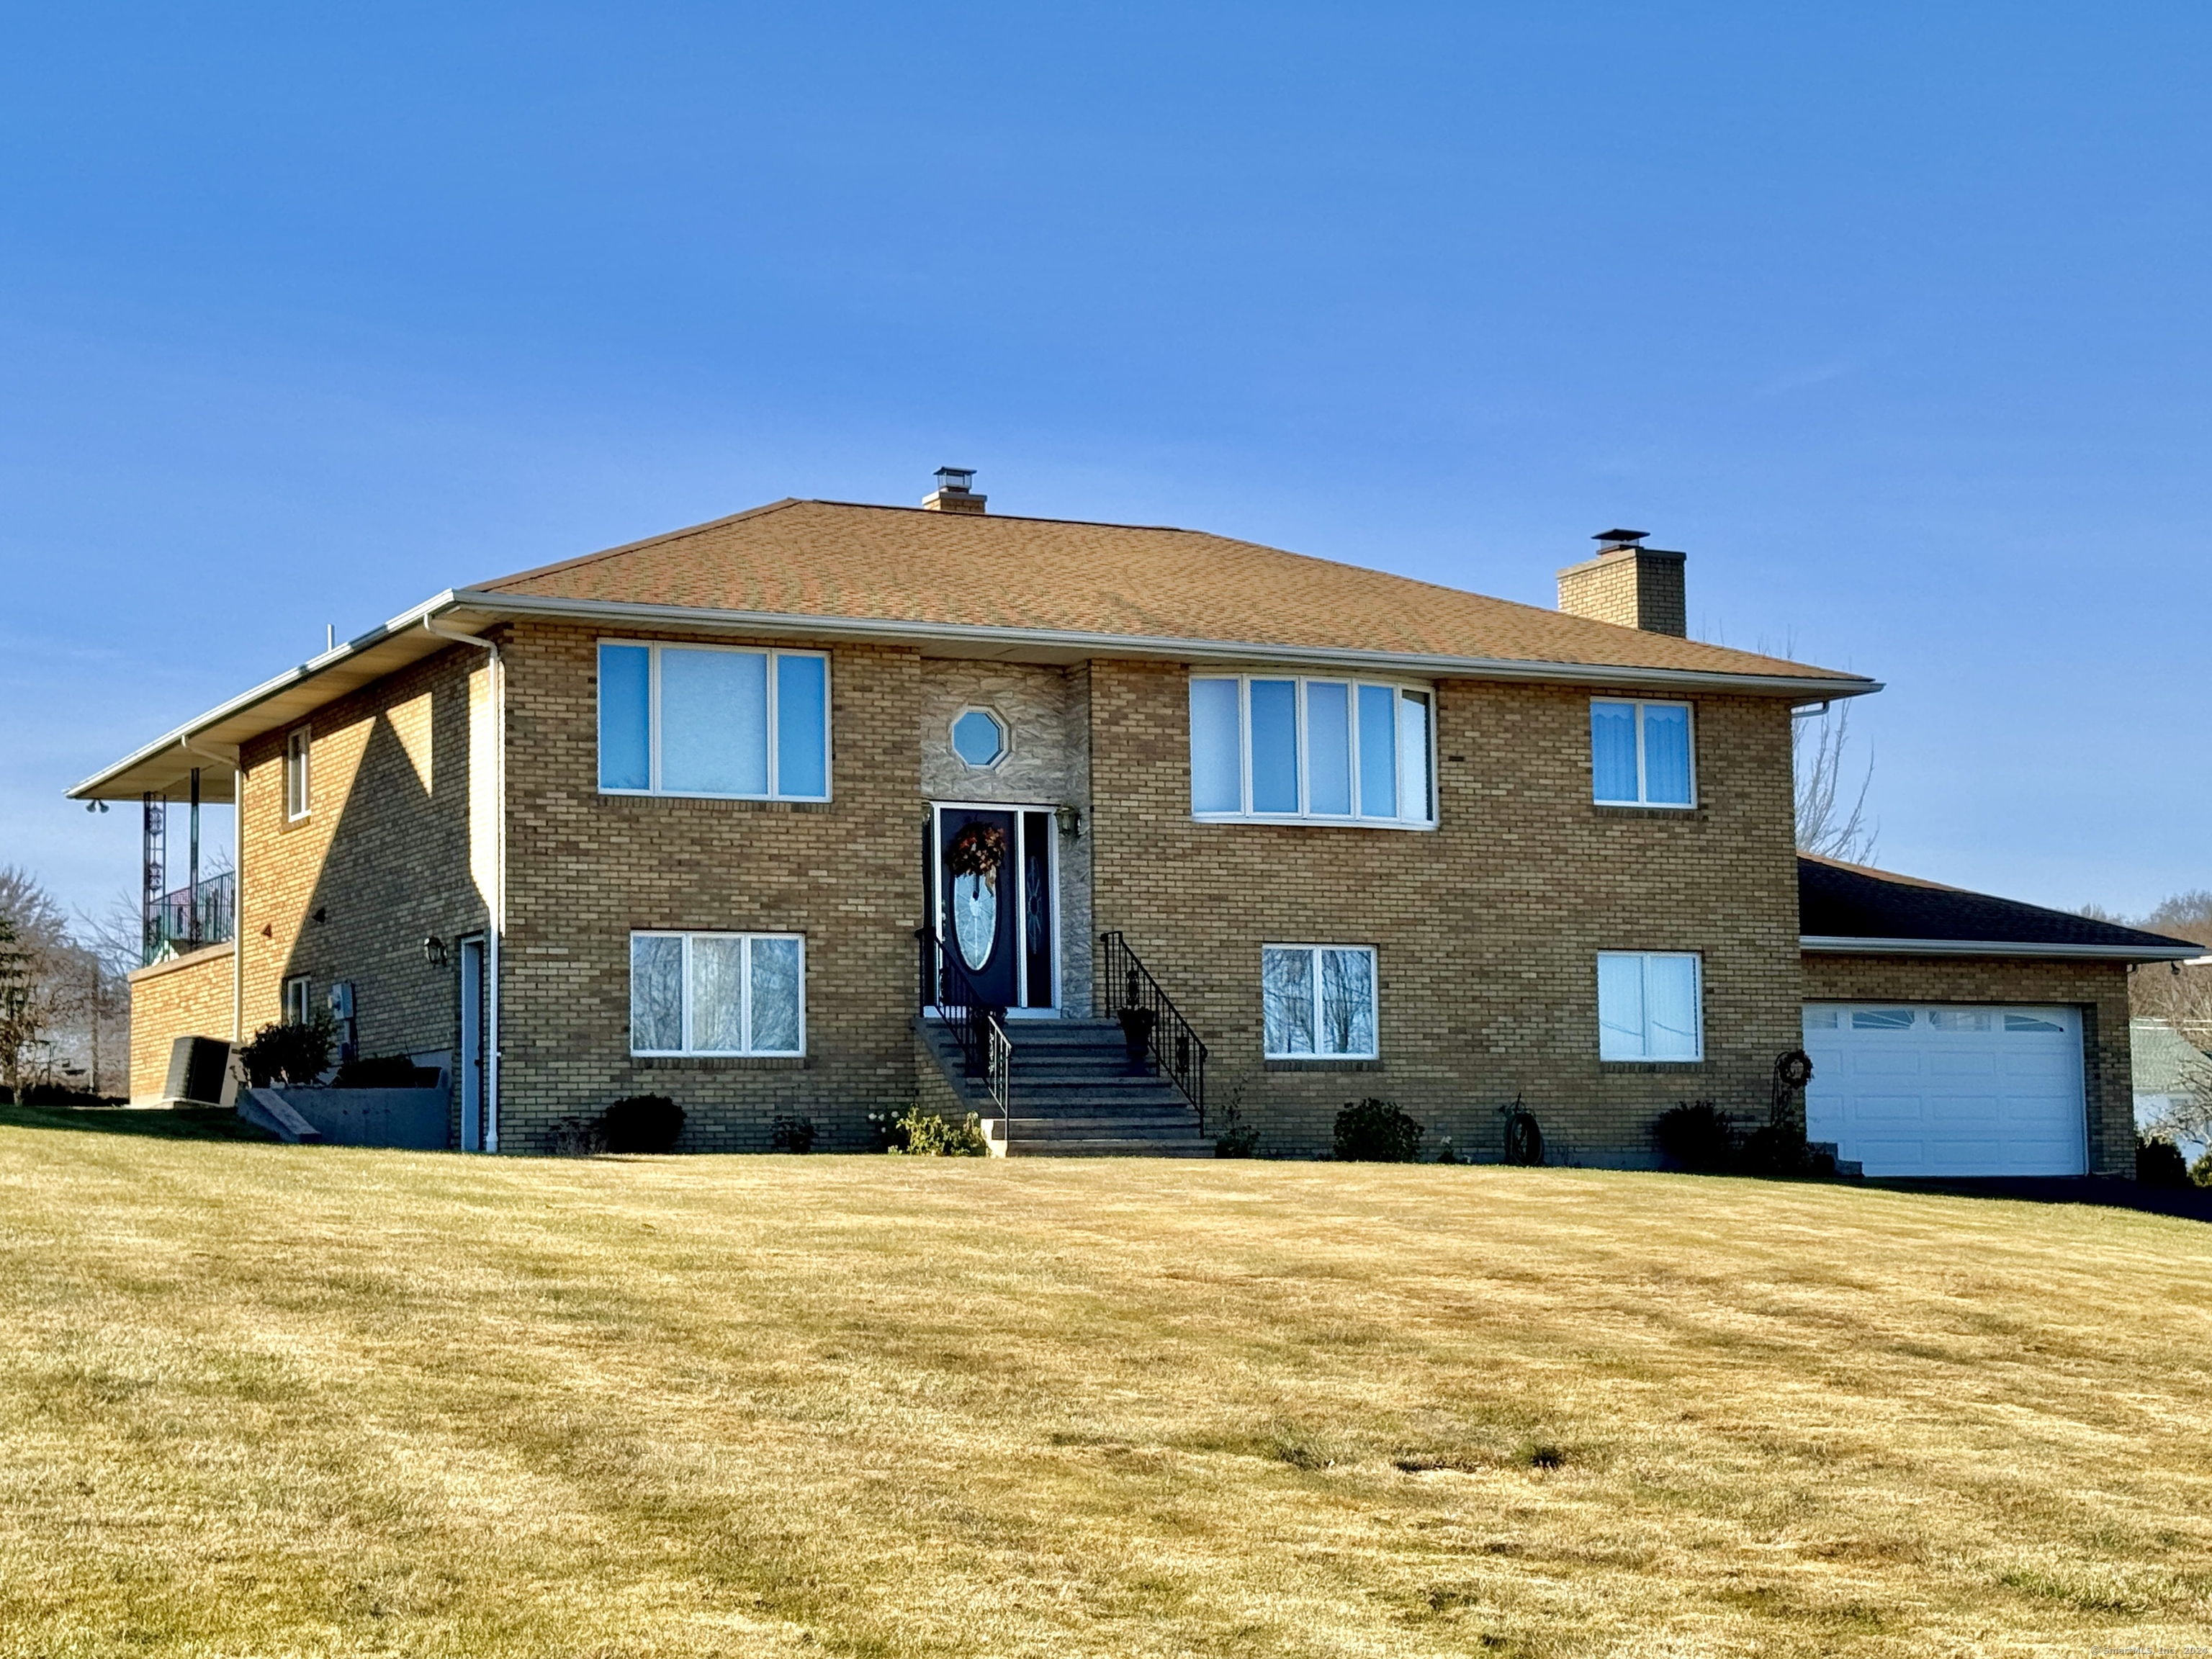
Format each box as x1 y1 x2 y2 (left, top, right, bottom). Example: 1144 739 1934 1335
423 935 448 968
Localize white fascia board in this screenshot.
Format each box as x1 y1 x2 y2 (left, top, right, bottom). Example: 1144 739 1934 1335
66 590 472 800
1800 934 2203 963
454 589 1885 700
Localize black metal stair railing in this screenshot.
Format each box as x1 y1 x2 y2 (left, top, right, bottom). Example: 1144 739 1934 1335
1097 930 1208 1132
914 929 1012 1124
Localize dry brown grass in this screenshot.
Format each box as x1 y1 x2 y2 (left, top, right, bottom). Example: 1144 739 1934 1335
1 1128 2208 1656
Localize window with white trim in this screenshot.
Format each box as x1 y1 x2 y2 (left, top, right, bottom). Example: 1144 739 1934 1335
282 975 311 1027
1590 698 1694 806
284 726 312 820
1596 951 1702 1061
598 642 830 800
629 932 805 1056
1190 675 1433 824
1262 944 1378 1058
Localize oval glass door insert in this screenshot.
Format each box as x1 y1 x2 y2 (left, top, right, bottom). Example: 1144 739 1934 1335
953 873 996 969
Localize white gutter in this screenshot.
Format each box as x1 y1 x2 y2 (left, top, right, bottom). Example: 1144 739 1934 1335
448 588 1884 701
422 616 505 1154
1801 934 2203 962
178 736 243 1046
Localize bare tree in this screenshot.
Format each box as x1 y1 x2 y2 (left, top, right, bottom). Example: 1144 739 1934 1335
1794 702 1877 862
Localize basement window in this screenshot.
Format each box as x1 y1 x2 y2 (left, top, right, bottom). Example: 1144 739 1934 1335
629 931 805 1057
1591 698 1695 807
1190 675 1434 826
1262 944 1378 1059
1597 951 1702 1061
598 642 830 801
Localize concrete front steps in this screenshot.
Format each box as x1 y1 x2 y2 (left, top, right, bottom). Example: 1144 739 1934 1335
916 1017 1213 1157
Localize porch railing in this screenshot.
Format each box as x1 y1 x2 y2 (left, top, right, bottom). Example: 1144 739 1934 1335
1097 930 1208 1132
143 871 235 966
914 929 1012 1125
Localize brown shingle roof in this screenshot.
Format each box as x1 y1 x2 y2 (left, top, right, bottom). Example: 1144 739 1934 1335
477 498 1866 684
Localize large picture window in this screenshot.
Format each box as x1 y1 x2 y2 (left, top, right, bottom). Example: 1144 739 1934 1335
1597 951 1702 1061
1190 676 1433 824
629 931 805 1056
1590 698 1695 807
598 642 830 800
1262 944 1378 1058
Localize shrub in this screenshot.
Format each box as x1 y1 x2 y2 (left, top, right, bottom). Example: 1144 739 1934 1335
331 1054 441 1089
2194 1151 2212 1190
238 1019 333 1088
2138 1135 2193 1189
770 1113 817 1154
552 1115 606 1156
1334 1098 1424 1163
1654 1101 1735 1173
20 1083 108 1106
1737 1121 1812 1176
1214 1101 1259 1159
891 1107 989 1156
603 1094 684 1154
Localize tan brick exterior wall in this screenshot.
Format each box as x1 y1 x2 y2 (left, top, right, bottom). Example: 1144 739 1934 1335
496 622 923 1153
1085 662 1804 1164
126 943 235 1101
235 645 486 1138
1800 953 2136 1177
1557 548 1686 637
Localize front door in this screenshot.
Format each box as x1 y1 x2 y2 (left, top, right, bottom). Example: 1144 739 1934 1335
934 806 1055 1010
459 936 486 1152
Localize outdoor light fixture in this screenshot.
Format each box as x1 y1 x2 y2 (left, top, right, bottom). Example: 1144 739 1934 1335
422 935 448 968
83 800 109 814
1055 804 1082 838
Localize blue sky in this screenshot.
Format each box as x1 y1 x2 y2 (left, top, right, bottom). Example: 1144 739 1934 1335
6 4 2207 922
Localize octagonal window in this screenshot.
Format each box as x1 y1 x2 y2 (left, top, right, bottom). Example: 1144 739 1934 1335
951 709 1007 768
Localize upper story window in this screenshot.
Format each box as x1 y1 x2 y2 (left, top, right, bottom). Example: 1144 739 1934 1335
1597 950 1703 1061
284 726 312 820
598 642 830 800
950 708 1007 769
1190 675 1434 826
1591 698 1694 807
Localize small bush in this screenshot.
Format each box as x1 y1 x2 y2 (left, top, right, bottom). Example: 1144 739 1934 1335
770 1113 817 1154
552 1115 606 1156
2193 1151 2212 1189
238 1019 333 1088
1214 1101 1259 1159
1654 1101 1735 1173
603 1094 684 1154
1737 1121 1813 1175
19 1083 114 1107
331 1054 441 1089
1334 1097 1424 1163
891 1107 989 1156
2138 1135 2193 1189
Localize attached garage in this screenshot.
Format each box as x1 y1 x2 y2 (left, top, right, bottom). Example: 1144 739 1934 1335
1798 855 2197 1179
1802 1001 2086 1176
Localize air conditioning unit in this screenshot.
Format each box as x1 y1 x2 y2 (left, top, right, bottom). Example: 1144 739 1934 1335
163 1035 233 1106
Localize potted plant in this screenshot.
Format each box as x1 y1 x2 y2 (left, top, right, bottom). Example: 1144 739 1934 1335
1117 1004 1156 1069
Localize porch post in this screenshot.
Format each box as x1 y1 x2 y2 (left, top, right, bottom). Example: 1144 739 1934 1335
140 791 166 964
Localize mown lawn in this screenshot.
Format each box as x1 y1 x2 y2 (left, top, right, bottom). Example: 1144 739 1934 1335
1 1128 2208 1657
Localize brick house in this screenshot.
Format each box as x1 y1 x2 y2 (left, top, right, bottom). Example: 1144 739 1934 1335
75 475 2197 1171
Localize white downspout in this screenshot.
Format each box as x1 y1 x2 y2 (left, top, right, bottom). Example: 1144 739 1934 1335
423 617 505 1152
179 737 243 1046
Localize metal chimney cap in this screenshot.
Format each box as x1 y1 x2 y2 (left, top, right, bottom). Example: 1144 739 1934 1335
1593 528 1648 547
934 467 976 493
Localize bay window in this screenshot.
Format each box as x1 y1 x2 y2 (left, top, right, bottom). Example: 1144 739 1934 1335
598 642 830 800
630 931 805 1056
1190 675 1433 824
1262 944 1379 1059
1591 698 1694 806
1597 951 1702 1061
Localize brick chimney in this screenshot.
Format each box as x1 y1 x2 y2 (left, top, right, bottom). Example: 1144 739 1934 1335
921 467 986 515
1557 529 1686 637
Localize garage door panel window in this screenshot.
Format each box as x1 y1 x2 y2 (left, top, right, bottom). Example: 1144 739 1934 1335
1598 952 1702 1061
2005 1012 2066 1033
1852 1008 1913 1030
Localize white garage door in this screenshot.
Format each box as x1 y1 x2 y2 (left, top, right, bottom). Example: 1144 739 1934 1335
1802 1003 2087 1177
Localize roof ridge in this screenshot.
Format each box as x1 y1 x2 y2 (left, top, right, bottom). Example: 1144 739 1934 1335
474 498 809 593
797 498 1198 533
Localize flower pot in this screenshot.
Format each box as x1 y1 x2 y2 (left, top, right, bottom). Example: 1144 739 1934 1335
1117 1007 1157 1069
